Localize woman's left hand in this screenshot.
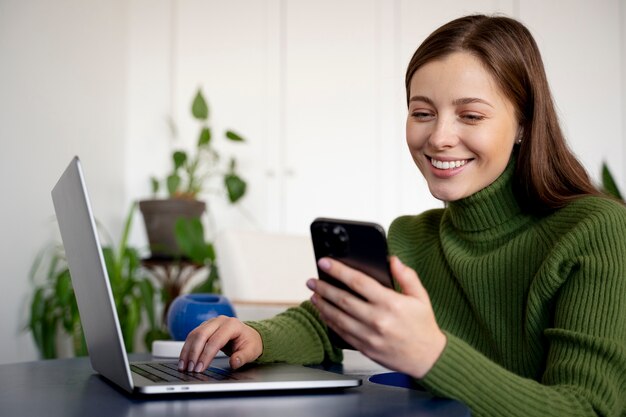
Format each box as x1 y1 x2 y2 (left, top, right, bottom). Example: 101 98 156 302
307 256 446 379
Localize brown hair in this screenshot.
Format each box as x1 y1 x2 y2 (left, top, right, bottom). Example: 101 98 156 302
405 15 600 213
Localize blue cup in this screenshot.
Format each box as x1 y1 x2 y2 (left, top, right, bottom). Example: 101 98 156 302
167 293 237 341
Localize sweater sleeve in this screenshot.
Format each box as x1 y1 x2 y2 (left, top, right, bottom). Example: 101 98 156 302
419 204 626 417
422 329 625 416
244 300 343 364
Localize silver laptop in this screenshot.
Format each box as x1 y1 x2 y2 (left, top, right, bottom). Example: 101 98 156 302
51 156 361 395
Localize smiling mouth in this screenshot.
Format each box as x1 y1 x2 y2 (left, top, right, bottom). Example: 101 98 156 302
428 157 472 170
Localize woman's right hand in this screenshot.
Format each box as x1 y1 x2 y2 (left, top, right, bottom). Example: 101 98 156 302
177 315 263 373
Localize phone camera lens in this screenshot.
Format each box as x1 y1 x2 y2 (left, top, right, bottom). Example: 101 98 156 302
327 225 349 257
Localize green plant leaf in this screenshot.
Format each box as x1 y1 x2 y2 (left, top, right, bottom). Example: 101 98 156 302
191 264 220 293
45 252 60 281
29 288 46 353
205 241 216 262
62 303 74 333
191 89 209 120
166 173 181 196
124 247 140 277
120 278 135 298
224 174 247 203
225 130 245 142
102 247 118 283
601 162 624 201
116 203 136 279
42 306 58 359
138 279 156 329
150 177 159 196
121 298 140 352
28 248 44 283
174 217 214 264
55 269 72 307
198 127 211 147
173 151 187 170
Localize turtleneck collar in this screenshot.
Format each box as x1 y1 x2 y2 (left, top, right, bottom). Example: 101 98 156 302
445 159 523 232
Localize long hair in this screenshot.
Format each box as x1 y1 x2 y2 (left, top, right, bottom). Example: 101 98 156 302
405 15 600 213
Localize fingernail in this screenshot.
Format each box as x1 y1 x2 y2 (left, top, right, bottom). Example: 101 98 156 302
178 359 185 370
233 356 242 369
187 361 195 372
194 361 204 373
318 258 331 271
306 279 316 290
310 294 318 305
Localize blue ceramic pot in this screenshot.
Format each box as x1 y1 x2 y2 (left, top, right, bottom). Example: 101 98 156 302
167 293 236 341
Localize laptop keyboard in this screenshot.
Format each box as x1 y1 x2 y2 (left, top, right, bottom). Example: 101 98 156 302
131 362 236 383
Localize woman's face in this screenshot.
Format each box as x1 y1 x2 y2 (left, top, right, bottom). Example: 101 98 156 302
406 52 519 202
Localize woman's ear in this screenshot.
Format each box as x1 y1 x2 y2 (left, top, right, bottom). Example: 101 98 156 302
515 125 524 145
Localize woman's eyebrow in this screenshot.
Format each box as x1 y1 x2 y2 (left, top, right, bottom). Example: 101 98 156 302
408 95 434 105
409 96 494 108
452 97 494 108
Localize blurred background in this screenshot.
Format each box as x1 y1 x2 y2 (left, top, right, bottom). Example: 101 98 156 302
1 0 624 364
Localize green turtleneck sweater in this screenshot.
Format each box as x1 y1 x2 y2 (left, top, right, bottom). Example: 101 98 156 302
246 164 626 417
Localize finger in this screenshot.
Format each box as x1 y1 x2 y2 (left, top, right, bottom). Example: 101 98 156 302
317 257 394 303
193 317 241 372
178 317 223 371
309 277 371 322
390 256 425 298
311 291 370 345
228 331 261 370
322 309 365 351
201 320 262 371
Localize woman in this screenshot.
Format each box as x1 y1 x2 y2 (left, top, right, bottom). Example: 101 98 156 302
179 15 626 416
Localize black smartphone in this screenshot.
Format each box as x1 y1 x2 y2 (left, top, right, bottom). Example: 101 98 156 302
310 217 394 349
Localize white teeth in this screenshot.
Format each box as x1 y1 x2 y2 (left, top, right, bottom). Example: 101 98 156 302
430 158 468 170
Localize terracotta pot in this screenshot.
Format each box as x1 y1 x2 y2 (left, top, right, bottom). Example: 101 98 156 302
139 199 206 258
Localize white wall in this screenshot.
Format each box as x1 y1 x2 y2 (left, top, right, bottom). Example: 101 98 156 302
0 0 129 363
520 0 623 186
1 0 624 364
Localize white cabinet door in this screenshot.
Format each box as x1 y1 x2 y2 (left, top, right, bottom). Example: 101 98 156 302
279 0 385 233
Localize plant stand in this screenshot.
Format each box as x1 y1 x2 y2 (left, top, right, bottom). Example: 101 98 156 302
141 257 207 323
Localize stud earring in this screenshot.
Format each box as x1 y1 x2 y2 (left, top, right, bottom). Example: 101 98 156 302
516 138 522 145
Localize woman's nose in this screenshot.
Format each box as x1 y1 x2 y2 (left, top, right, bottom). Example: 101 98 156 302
428 118 458 149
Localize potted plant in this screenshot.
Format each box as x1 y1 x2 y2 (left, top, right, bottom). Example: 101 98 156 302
144 216 221 324
139 88 247 259
27 204 168 358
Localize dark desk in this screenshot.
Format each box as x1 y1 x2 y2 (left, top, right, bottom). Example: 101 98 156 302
0 352 470 417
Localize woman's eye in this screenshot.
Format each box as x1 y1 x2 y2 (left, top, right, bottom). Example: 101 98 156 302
411 111 434 120
460 113 485 123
